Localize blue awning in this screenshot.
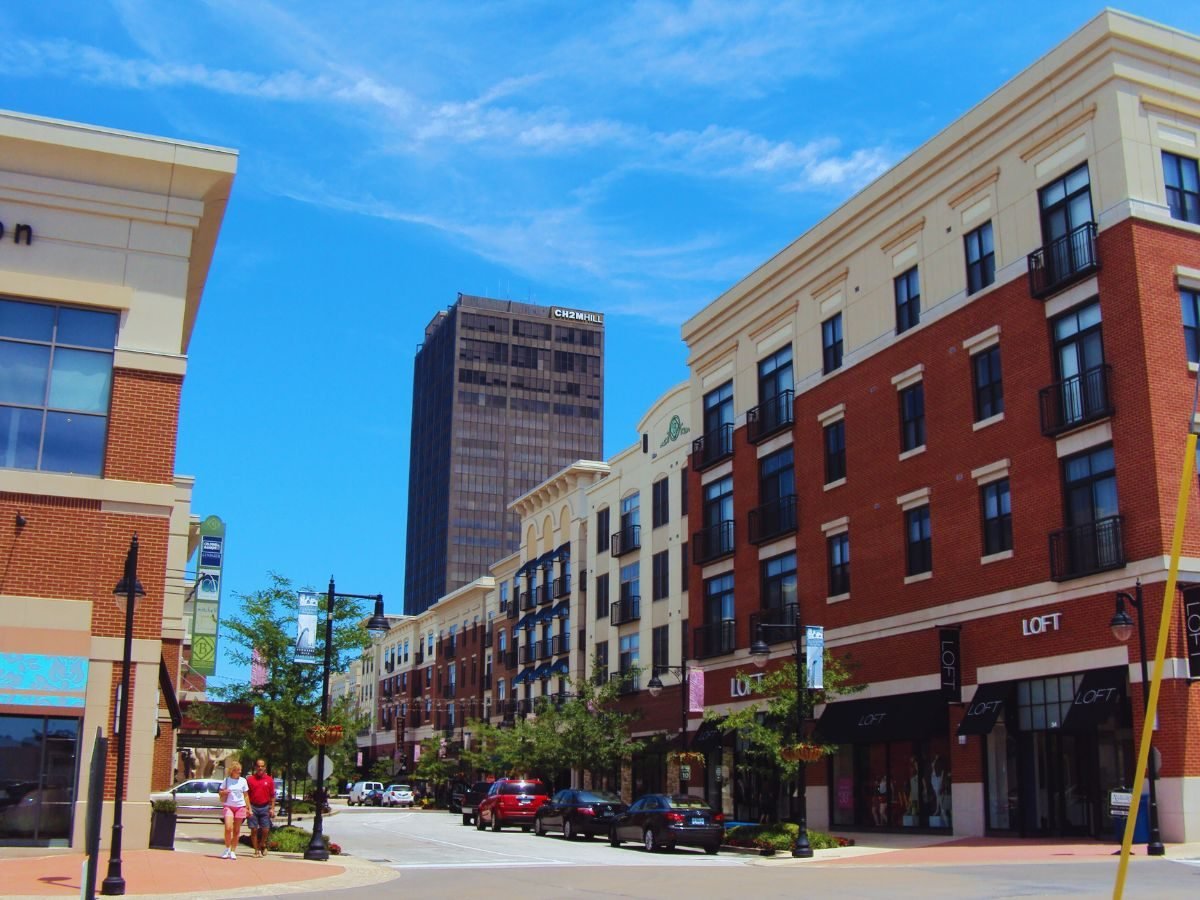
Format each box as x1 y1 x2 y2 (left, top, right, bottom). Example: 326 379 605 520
513 668 535 685
552 600 570 618
534 607 554 625
550 658 569 676
519 613 537 629
537 549 556 567
534 662 553 680
552 541 571 560
517 558 537 576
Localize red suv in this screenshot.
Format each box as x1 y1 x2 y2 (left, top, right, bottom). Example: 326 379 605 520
475 778 550 832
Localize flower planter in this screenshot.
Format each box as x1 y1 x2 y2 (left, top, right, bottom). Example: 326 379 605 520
148 809 176 850
305 724 344 746
780 744 824 763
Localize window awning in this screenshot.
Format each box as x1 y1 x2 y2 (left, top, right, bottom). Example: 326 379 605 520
158 656 182 729
534 607 554 625
513 668 535 685
518 613 537 629
552 600 570 618
550 658 570 676
537 549 556 567
517 558 537 576
690 717 726 751
812 690 948 744
552 541 571 560
1063 666 1127 730
956 682 1012 736
534 663 553 680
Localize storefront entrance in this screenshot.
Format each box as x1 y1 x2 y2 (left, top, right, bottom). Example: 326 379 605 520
1019 730 1096 835
0 714 80 845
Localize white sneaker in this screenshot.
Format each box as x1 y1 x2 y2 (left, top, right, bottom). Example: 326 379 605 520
230 852 237 860
221 849 231 859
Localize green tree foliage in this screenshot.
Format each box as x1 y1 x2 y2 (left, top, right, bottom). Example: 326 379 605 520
193 573 371 817
713 651 863 781
413 735 458 793
460 663 642 785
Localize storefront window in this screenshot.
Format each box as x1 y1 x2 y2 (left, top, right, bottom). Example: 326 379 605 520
826 738 952 831
0 714 80 844
986 714 1018 830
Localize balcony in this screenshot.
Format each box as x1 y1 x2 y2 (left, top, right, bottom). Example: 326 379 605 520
694 619 737 660
441 684 456 699
1027 221 1100 300
483 628 493 648
610 595 641 626
520 644 538 665
693 520 735 565
749 495 797 545
592 669 609 686
384 661 395 674
538 582 554 606
1038 364 1112 437
691 423 734 471
503 650 518 669
749 603 798 644
551 633 571 655
442 641 457 659
609 670 640 695
521 590 538 612
610 524 641 557
554 575 571 598
415 650 424 664
539 639 554 660
483 673 492 689
506 601 518 620
1049 514 1125 582
747 390 794 443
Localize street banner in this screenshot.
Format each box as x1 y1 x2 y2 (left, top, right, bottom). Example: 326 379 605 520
1184 586 1200 678
251 648 267 689
806 625 824 689
939 628 962 701
687 667 705 712
296 591 319 664
189 516 226 676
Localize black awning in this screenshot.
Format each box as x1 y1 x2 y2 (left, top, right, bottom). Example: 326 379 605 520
158 656 182 729
812 690 949 744
1063 666 1127 730
690 718 727 750
957 681 1012 736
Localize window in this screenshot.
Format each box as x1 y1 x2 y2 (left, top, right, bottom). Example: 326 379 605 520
1183 289 1200 364
499 628 507 653
822 314 843 374
652 624 670 670
755 345 793 434
1051 300 1105 428
899 383 925 452
704 572 735 625
761 552 797 613
895 267 921 334
652 550 669 600
499 582 509 610
1038 163 1094 283
1061 444 1120 573
680 541 689 591
964 222 995 294
680 466 689 516
699 474 734 561
827 532 850 596
1163 151 1200 225
0 298 119 474
594 640 609 681
652 477 670 528
905 505 932 576
981 479 1012 556
759 447 794 503
972 345 1004 421
824 419 846 483
700 381 735 463
596 507 610 553
620 561 640 605
621 493 640 532
595 573 610 619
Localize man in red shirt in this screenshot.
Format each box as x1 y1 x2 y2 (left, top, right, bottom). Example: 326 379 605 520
245 759 276 857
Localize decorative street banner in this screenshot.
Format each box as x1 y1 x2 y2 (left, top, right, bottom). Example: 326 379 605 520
939 628 962 701
296 591 319 664
687 667 705 713
806 625 824 689
189 516 226 676
251 648 267 689
1183 586 1200 678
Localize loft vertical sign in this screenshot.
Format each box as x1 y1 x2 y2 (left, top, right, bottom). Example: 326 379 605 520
190 516 226 676
939 628 961 702
1184 586 1200 678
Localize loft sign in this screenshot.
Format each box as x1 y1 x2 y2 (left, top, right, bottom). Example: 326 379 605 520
1022 612 1062 636
0 222 33 245
730 672 763 697
552 307 603 324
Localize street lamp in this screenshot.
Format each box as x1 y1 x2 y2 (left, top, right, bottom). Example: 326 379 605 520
102 535 145 896
749 620 814 860
1109 581 1165 857
305 576 388 861
647 663 690 791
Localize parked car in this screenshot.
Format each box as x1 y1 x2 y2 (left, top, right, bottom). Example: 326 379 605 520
608 794 723 854
448 781 468 813
383 784 415 807
347 781 384 806
535 788 627 840
149 779 224 819
475 778 550 832
459 781 494 826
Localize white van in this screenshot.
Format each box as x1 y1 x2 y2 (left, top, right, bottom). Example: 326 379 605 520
348 781 383 806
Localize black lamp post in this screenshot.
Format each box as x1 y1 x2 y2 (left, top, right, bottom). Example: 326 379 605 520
647 662 690 791
749 621 813 859
102 535 145 896
305 576 389 861
1110 581 1165 857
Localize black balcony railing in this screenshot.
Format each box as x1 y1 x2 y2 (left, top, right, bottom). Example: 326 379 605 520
691 423 735 471
1038 364 1113 437
693 520 735 565
441 684 456 699
1027 221 1100 300
610 595 641 626
442 641 457 659
748 495 797 544
538 582 553 605
554 575 571 598
483 673 492 689
592 669 609 686
1049 514 1125 581
521 590 538 611
520 644 537 665
384 662 395 673
746 390 794 443
609 670 640 695
506 601 518 620
552 633 571 655
694 619 737 659
611 525 641 557
415 650 424 664
483 629 493 648
749 604 798 644
503 650 518 669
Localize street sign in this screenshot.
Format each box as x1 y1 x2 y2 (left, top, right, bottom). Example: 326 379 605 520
307 754 335 781
1109 790 1132 817
680 764 691 781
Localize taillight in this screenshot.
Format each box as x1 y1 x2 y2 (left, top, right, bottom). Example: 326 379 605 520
576 806 595 816
713 812 725 824
665 812 685 824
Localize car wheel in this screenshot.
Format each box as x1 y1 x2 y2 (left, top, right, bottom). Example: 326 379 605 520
705 844 720 855
535 817 546 836
609 832 621 848
476 812 485 831
462 813 472 826
643 828 659 852
492 813 502 832
563 819 575 841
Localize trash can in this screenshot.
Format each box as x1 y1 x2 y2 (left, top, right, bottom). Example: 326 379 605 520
1111 802 1150 843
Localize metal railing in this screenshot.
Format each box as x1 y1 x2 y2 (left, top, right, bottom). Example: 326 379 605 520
691 423 735 471
554 575 571 598
1049 515 1125 581
748 495 797 544
749 604 798 644
611 525 641 557
692 520 735 564
1027 221 1099 299
1038 364 1112 436
746 390 794 443
693 619 737 659
609 670 640 695
610 595 641 626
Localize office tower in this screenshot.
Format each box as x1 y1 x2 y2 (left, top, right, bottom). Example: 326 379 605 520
403 294 604 614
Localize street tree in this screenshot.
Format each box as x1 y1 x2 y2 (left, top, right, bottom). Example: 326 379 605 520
413 735 459 800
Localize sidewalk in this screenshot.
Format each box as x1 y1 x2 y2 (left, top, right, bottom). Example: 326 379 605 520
0 819 398 900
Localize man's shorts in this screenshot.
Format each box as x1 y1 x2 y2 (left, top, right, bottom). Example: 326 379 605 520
247 804 272 829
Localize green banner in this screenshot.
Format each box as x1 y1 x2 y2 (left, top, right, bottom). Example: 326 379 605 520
190 516 226 676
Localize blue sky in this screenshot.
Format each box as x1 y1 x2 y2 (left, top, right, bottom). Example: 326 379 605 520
1 2 1193 685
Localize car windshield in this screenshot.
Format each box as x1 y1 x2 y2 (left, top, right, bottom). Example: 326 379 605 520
667 798 711 810
577 791 622 803
500 782 548 795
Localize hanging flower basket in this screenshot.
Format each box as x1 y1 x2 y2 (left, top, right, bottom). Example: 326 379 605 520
669 750 706 767
305 723 344 747
780 743 825 763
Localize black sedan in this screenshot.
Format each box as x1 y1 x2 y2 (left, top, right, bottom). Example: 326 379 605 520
609 794 723 854
534 789 627 839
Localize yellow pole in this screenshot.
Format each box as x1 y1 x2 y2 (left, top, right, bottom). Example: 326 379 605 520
1113 432 1196 899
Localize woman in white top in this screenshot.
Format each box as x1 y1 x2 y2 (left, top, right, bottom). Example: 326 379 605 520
218 761 249 859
